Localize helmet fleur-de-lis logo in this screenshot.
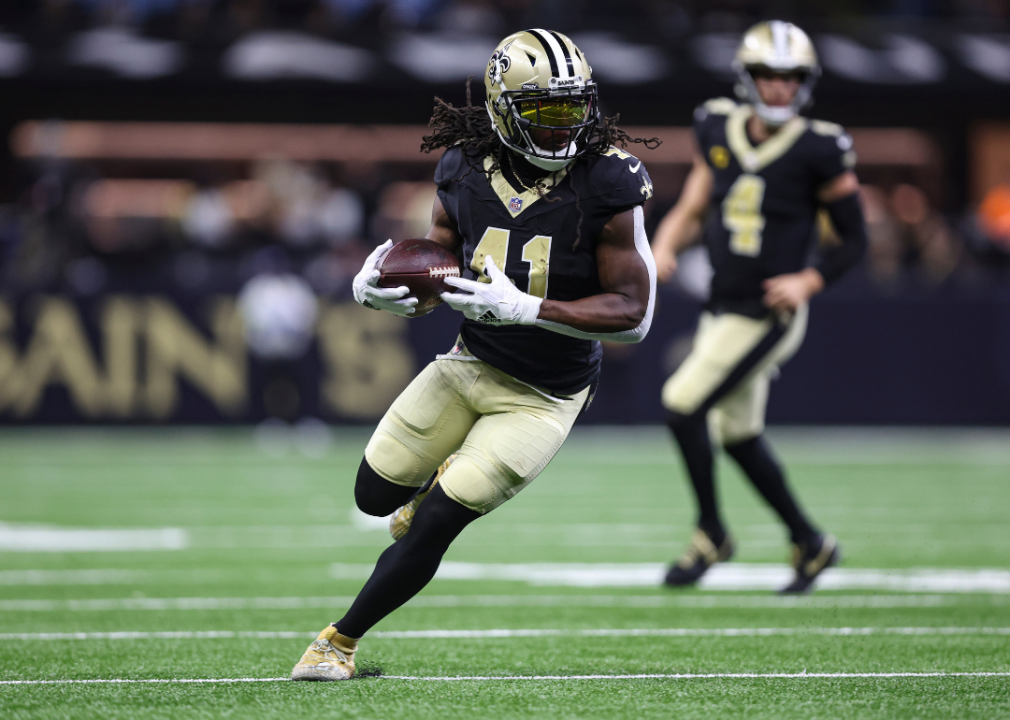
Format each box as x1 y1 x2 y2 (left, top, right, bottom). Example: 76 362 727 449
487 43 513 81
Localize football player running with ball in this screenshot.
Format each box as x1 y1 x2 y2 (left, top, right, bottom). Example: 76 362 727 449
290 29 657 680
652 21 867 594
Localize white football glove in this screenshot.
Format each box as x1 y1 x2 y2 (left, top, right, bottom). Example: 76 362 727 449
352 239 417 317
441 256 542 325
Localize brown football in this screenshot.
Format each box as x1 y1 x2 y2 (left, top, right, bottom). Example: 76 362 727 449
377 239 462 316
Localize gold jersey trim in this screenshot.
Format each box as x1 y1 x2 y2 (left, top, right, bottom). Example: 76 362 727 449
703 97 739 116
725 105 808 174
484 156 570 218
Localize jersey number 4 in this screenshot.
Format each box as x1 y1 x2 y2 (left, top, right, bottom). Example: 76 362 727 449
722 174 766 257
472 227 553 299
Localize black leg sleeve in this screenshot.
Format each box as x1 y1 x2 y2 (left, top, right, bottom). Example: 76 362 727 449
335 485 480 638
354 457 424 517
665 411 726 543
724 434 818 544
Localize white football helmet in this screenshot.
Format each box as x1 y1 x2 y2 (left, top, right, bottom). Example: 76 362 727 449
733 20 820 126
484 29 599 171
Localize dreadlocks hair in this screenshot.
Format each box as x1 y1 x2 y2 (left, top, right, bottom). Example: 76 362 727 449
420 77 661 250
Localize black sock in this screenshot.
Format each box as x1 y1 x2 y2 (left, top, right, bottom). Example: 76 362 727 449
354 458 425 517
724 435 818 544
335 485 480 638
666 411 725 545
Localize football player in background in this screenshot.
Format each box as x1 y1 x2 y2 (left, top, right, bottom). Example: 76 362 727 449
651 21 867 594
290 29 658 680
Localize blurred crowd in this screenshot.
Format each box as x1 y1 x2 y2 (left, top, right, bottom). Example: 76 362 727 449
0 155 423 302
2 153 1008 312
858 182 1010 290
4 0 1010 46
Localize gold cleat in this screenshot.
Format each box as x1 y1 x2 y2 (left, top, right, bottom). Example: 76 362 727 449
663 528 735 587
779 533 840 595
389 454 456 541
290 625 358 681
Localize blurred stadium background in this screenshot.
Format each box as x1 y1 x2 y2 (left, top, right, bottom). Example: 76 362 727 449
2 0 1010 427
2 4 1010 715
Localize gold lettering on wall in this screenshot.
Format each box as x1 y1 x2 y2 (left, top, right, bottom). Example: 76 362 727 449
317 302 414 419
0 296 413 421
0 295 247 419
142 297 246 418
9 297 104 417
102 297 139 417
0 302 21 411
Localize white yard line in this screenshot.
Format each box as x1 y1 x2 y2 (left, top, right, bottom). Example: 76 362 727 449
378 627 1010 639
377 666 1010 678
0 631 315 640
1 627 1008 642
379 672 1010 681
2 593 1006 613
0 524 187 552
0 570 144 586
0 678 289 685
3 672 1009 686
331 562 1010 592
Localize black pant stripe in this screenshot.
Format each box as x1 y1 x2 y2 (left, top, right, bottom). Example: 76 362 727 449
688 319 789 421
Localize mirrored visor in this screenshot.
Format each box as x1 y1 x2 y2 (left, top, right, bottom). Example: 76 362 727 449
518 97 590 127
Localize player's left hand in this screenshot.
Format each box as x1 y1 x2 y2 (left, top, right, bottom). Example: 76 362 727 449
762 268 825 314
441 256 542 325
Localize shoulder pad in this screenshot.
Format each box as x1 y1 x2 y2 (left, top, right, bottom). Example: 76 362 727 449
695 97 738 121
587 149 652 204
433 145 473 187
809 120 855 155
597 147 646 180
601 146 637 162
810 120 845 137
806 120 857 170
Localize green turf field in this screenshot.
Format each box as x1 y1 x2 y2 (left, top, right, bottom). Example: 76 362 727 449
1 426 1008 719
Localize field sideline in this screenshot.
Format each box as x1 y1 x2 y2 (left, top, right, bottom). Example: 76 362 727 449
1 426 1008 719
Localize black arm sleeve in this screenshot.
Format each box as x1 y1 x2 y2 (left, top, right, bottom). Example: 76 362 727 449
815 192 868 286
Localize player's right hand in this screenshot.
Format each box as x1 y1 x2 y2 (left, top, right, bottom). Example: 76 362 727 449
352 239 418 316
441 256 542 325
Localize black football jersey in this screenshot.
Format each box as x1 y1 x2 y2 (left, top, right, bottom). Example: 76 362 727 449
435 145 653 394
694 98 856 318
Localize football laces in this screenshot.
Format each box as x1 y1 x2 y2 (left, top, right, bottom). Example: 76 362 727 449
429 266 461 279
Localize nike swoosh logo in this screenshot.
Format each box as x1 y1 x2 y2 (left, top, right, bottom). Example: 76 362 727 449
629 161 641 173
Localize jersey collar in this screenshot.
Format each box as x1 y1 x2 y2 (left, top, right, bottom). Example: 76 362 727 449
725 104 808 174
484 155 570 219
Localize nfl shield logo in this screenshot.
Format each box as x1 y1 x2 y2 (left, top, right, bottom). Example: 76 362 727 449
509 197 523 212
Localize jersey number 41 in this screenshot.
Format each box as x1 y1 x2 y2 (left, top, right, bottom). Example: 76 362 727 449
472 227 553 299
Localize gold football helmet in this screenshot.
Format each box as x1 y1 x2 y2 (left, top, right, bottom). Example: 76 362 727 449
733 20 820 126
484 29 599 171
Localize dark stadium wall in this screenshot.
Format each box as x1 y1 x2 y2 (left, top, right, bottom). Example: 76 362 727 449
1 285 1009 425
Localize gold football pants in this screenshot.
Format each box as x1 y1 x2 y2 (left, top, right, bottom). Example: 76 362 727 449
661 306 808 446
364 341 590 513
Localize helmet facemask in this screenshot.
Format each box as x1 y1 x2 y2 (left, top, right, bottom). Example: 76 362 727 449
735 64 819 127
494 77 599 171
